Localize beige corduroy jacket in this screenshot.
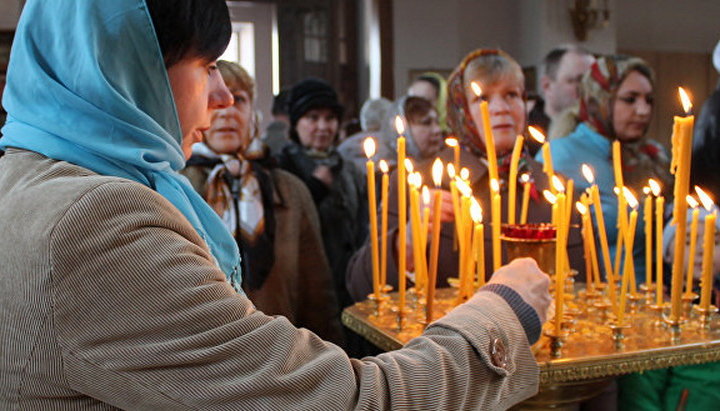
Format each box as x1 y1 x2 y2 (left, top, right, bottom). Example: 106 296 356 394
0 148 539 410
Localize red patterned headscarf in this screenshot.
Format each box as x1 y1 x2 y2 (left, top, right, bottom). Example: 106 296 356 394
446 49 524 156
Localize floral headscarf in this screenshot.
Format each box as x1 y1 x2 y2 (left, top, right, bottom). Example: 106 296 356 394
445 49 532 181
578 55 672 190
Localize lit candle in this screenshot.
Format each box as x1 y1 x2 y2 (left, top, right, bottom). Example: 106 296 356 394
685 195 700 296
552 176 568 275
619 188 639 324
643 185 653 290
471 198 486 288
696 186 716 311
456 180 473 299
614 186 627 284
508 135 524 224
490 178 502 271
583 164 617 308
408 171 426 291
529 126 554 189
670 87 695 322
445 137 460 175
364 137 380 299
581 195 602 289
426 159 444 323
612 140 624 187
649 179 665 307
520 173 531 224
421 186 431 253
395 116 407 313
471 82 498 182
448 164 461 249
577 201 594 292
379 160 390 288
544 190 563 334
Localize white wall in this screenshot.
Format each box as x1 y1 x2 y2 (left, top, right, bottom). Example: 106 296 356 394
392 0 617 97
0 0 22 29
617 0 720 53
392 0 521 98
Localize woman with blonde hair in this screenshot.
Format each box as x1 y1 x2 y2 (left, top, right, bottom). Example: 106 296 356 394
183 61 343 344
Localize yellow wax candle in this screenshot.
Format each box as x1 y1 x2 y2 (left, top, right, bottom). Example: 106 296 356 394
470 82 498 182
459 193 471 299
445 137 460 175
520 173 531 224
565 179 575 227
614 187 627 283
448 164 461 248
651 178 665 306
471 199 486 288
426 159 444 323
583 196 602 288
619 189 639 324
422 186 431 252
612 140 624 187
363 138 380 299
643 186 653 289
490 179 502 271
544 190 563 335
670 87 694 322
577 201 594 291
685 195 700 295
529 126 553 186
508 135 524 224
696 187 716 311
395 116 407 313
582 164 617 307
463 197 474 298
379 160 390 288
409 174 425 291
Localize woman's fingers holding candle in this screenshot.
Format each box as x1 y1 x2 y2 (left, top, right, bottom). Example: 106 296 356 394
486 258 552 324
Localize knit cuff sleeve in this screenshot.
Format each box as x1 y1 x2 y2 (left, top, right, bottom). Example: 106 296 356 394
480 284 541 345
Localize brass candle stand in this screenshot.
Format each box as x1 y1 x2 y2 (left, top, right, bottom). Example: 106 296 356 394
342 225 720 409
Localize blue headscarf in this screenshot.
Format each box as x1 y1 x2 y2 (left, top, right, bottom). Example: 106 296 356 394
0 0 242 287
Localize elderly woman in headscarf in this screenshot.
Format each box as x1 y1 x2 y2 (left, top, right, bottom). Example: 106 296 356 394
182 61 342 344
275 78 368 311
540 55 672 284
347 49 581 304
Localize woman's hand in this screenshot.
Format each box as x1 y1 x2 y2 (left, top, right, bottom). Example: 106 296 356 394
312 165 333 187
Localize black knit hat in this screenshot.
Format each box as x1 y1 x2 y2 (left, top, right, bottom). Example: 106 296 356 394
287 78 344 141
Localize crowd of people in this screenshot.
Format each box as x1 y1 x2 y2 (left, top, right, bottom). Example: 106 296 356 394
2 0 720 409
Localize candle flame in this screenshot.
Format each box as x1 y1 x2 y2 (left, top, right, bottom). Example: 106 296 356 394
447 163 456 178
363 137 376 159
404 158 414 174
552 175 565 193
394 115 406 135
686 195 699 209
414 172 423 187
470 81 482 97
695 186 715 212
460 167 470 181
543 190 557 205
622 186 639 209
520 172 530 183
678 87 693 114
643 186 650 195
470 198 483 223
422 186 430 205
581 164 595 184
490 178 500 193
408 172 419 188
648 178 661 196
456 179 472 197
379 159 389 174
614 186 621 196
528 126 546 144
576 201 588 215
445 137 458 147
432 158 443 187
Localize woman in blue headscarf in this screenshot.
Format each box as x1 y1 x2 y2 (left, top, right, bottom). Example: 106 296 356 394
0 1 552 409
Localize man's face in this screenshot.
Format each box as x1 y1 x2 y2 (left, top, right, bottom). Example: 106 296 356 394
543 52 594 115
